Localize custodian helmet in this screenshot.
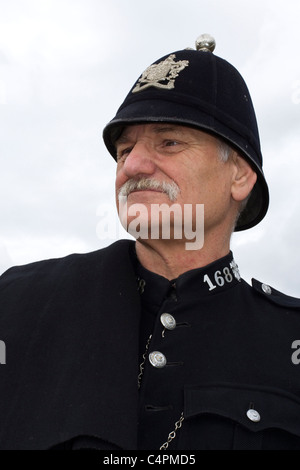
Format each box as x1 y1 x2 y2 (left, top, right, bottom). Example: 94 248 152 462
103 34 269 231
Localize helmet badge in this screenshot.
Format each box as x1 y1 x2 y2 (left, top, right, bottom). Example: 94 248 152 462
132 54 189 93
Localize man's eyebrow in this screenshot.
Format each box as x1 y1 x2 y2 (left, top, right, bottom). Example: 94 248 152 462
115 125 184 146
115 134 131 146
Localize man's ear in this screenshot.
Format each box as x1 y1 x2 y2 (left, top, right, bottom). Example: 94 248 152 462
231 153 257 202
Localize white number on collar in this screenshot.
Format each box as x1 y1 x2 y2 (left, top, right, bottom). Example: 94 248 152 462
203 267 233 291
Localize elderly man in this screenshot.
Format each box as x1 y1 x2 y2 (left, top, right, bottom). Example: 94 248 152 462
0 35 300 451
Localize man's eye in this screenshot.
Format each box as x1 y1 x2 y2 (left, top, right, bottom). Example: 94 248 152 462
162 140 183 152
116 147 132 160
165 140 179 147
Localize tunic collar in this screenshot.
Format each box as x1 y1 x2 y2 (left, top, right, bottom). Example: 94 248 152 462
132 249 242 307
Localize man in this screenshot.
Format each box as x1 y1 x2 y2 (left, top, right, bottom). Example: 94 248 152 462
1 34 300 450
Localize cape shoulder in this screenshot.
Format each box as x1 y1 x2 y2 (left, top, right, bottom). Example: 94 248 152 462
0 238 139 450
0 239 135 284
251 278 300 309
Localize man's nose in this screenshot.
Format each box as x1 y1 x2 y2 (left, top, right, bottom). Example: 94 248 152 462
122 142 156 178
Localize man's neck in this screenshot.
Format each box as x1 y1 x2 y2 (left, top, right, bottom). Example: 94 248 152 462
135 236 231 280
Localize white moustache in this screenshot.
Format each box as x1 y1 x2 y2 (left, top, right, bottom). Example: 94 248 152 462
118 178 180 202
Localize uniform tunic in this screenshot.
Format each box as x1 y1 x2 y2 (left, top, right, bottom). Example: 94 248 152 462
0 240 300 450
134 250 300 450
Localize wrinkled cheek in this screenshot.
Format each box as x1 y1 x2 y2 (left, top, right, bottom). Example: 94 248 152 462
115 168 126 195
117 196 128 229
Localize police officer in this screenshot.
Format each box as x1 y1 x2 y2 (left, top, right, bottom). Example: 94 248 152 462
0 35 300 450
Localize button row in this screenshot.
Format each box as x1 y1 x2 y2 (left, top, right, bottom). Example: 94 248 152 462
148 314 177 368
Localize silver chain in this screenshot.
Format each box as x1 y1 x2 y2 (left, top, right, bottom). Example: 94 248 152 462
138 334 152 389
138 333 185 450
159 412 185 450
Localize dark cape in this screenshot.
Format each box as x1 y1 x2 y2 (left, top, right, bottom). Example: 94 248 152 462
0 240 141 450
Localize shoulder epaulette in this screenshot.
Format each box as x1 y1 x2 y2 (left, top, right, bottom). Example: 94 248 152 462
252 278 300 309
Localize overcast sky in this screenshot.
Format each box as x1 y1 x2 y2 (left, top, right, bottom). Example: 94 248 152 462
1 0 300 296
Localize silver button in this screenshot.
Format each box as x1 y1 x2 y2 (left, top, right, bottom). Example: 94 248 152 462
160 313 176 330
246 408 261 422
149 351 167 368
262 283 272 295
